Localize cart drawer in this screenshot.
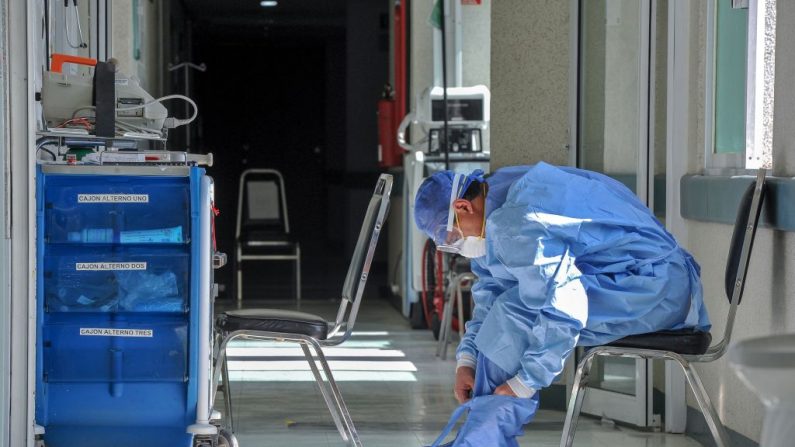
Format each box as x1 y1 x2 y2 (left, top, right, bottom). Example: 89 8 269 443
43 314 188 383
43 174 191 244
42 246 190 313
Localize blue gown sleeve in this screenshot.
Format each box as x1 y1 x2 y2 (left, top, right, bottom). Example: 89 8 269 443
491 220 589 392
455 259 507 368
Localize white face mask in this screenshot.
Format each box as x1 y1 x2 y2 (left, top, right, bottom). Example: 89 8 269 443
458 236 487 258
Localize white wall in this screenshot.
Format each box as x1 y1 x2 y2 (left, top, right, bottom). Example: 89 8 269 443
687 224 795 440
490 0 570 168
0 1 9 440
461 1 491 88
602 0 641 174
112 1 162 95
409 0 434 122
678 1 795 442
6 0 37 444
409 0 491 120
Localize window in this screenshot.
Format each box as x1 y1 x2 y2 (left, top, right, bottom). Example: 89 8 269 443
745 0 776 169
713 0 747 155
705 0 775 172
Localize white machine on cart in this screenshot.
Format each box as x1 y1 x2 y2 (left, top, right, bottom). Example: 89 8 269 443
397 85 490 329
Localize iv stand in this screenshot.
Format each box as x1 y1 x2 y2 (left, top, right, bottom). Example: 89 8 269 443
168 61 207 151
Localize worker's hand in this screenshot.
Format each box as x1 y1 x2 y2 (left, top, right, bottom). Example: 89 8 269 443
493 383 517 397
454 366 476 403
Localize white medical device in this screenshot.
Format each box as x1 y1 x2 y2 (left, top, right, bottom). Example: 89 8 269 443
398 85 490 158
42 69 169 133
397 85 491 323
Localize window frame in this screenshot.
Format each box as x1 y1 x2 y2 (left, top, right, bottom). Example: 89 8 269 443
704 0 747 174
744 0 776 170
704 0 776 174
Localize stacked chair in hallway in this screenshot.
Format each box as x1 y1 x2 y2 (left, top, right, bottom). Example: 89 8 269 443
235 169 302 305
214 174 393 447
560 169 767 447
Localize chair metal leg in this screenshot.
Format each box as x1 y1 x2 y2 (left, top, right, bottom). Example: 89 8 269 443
211 344 227 407
436 286 455 360
236 246 243 309
295 244 302 309
299 343 348 442
307 339 361 447
435 299 447 358
456 282 465 339
560 352 595 447
681 361 731 447
222 355 235 433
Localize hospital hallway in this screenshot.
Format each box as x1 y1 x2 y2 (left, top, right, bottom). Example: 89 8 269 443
6 0 795 445
217 298 703 447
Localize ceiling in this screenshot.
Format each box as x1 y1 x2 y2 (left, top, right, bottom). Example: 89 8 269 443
182 0 347 40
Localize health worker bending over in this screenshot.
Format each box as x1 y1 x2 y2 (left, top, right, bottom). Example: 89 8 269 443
415 163 710 446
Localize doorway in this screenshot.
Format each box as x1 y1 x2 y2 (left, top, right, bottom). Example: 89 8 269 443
573 0 674 428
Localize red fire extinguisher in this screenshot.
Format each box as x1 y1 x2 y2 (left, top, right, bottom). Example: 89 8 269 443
377 0 408 169
378 86 400 168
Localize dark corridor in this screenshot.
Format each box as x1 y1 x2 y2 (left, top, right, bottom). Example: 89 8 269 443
179 0 390 302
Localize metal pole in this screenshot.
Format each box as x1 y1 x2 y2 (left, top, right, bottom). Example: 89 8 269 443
440 0 450 170
167 62 206 151
184 68 190 148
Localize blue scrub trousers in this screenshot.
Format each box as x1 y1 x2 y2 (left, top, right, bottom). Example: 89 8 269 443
430 353 540 447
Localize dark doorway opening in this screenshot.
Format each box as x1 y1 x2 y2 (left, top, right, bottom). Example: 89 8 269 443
177 0 390 302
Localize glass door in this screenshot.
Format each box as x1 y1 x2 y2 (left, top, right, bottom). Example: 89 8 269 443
574 0 668 427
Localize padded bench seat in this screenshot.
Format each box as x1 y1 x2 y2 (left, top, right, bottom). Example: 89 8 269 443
217 309 329 340
240 231 295 247
607 328 712 356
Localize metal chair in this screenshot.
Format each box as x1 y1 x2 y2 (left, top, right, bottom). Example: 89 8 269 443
560 169 767 447
214 174 393 447
436 272 476 360
235 169 301 306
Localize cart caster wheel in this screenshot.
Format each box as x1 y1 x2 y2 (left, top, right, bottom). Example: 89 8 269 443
217 428 238 447
194 429 238 447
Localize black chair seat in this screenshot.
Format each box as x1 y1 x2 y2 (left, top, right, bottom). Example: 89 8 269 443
241 231 295 247
218 309 328 340
607 328 712 355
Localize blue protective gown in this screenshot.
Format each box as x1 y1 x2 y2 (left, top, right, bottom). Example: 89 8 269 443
430 353 539 447
457 162 710 398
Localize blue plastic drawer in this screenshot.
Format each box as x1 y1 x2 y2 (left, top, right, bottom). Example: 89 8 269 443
43 313 188 383
43 246 190 313
43 174 191 244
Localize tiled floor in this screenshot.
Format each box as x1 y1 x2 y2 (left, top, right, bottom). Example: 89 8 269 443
217 298 702 447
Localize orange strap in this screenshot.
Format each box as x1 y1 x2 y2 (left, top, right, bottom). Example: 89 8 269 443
51 53 97 74
211 203 220 251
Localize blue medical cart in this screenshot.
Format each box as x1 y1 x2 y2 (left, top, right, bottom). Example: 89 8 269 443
35 164 218 447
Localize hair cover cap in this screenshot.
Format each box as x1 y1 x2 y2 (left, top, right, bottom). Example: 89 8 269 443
414 169 485 239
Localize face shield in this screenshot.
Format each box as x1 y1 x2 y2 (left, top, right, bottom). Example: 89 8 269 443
433 223 465 254
432 173 466 254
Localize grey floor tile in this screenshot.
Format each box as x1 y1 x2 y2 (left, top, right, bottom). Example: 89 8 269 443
216 298 701 447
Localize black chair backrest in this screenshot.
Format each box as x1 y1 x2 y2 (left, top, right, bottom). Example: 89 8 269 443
328 174 393 342
724 169 766 305
237 169 289 236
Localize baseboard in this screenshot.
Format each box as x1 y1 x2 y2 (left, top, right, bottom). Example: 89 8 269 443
551 386 758 446
686 406 758 447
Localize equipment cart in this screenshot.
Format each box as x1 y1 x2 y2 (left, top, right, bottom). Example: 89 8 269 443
35 162 234 447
